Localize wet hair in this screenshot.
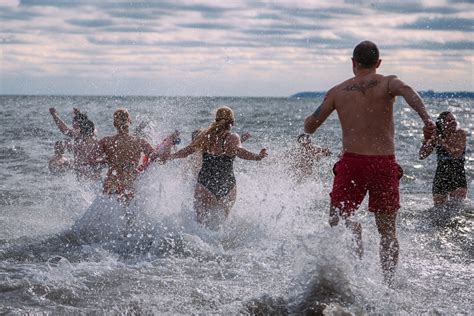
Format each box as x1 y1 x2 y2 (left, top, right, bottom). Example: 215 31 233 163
54 141 66 154
73 112 88 126
79 119 95 137
134 121 149 138
114 108 131 131
191 129 203 141
353 41 379 68
192 106 235 152
297 133 310 144
436 111 452 137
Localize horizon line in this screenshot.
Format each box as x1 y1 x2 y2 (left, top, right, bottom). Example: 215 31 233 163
1 90 473 98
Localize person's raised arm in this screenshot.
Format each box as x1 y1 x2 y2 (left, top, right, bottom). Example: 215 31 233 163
418 122 438 159
388 76 433 126
49 108 75 138
169 143 197 160
226 134 267 161
304 90 336 134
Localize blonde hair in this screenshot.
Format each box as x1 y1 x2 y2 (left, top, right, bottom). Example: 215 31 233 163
192 106 234 152
114 108 131 131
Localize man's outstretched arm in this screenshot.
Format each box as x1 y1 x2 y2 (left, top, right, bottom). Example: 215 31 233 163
388 77 433 126
304 90 336 134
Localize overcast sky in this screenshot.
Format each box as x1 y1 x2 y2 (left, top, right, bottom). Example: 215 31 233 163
1 0 472 96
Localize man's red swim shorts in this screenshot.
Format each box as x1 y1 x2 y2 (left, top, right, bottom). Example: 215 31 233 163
330 152 403 215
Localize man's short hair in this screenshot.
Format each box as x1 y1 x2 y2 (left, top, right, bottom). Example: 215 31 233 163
353 41 379 68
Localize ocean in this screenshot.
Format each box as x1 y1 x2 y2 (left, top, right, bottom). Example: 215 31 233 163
0 95 472 314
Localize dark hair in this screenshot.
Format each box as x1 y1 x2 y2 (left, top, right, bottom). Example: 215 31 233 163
191 129 203 141
353 41 379 68
79 119 95 137
297 133 309 144
436 111 451 137
73 112 88 125
54 140 65 154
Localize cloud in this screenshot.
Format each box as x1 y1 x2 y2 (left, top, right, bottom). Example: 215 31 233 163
177 22 235 30
2 0 473 95
0 5 43 20
400 17 473 31
66 18 114 28
367 2 461 14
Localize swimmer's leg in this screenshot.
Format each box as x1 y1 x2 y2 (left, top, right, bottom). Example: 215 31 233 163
374 211 399 287
329 206 363 259
194 183 218 224
433 193 448 207
449 187 467 202
217 187 237 219
342 213 363 260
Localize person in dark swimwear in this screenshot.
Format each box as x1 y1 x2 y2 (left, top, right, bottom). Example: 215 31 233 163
170 106 267 226
419 111 468 207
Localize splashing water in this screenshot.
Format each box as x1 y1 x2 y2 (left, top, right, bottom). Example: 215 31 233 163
0 95 472 314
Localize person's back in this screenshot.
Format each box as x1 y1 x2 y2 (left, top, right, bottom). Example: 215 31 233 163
303 40 434 286
334 73 396 155
101 131 151 194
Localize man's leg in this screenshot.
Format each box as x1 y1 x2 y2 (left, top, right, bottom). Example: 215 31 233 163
329 206 363 259
374 211 399 286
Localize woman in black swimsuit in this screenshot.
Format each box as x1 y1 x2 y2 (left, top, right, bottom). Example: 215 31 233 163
171 107 267 226
419 111 468 207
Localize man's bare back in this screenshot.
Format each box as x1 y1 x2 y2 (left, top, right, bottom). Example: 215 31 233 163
332 73 397 155
303 41 434 286
306 71 432 155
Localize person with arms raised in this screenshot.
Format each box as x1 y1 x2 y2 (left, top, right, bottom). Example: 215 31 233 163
171 106 267 228
419 111 467 210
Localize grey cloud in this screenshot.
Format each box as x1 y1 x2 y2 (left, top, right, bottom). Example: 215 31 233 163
0 5 43 21
103 26 157 33
66 18 114 28
106 9 168 20
20 0 87 7
400 17 473 31
0 36 30 44
366 2 461 14
413 41 474 50
177 23 234 30
383 40 474 51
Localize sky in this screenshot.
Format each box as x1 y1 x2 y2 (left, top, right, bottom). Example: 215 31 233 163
0 0 472 96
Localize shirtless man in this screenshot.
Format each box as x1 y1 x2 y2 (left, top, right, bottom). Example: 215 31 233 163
99 108 178 203
304 41 435 285
49 108 102 181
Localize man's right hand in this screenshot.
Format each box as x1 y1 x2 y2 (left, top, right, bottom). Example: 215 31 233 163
49 107 57 115
423 120 436 141
258 148 268 160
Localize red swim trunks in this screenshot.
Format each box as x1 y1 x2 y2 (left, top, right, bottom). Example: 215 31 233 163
330 152 403 215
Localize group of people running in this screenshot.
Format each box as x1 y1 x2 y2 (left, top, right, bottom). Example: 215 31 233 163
48 41 468 286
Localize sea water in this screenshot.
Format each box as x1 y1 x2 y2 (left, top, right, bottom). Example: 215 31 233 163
0 95 472 314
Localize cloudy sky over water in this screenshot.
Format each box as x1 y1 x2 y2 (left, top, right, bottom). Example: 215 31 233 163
0 0 472 96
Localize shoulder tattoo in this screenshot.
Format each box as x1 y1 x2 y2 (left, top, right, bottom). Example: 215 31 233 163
343 79 379 95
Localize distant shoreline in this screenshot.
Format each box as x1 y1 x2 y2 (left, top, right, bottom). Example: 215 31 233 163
290 90 474 99
0 91 473 98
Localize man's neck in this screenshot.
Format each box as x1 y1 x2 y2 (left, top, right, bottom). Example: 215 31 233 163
355 68 376 77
